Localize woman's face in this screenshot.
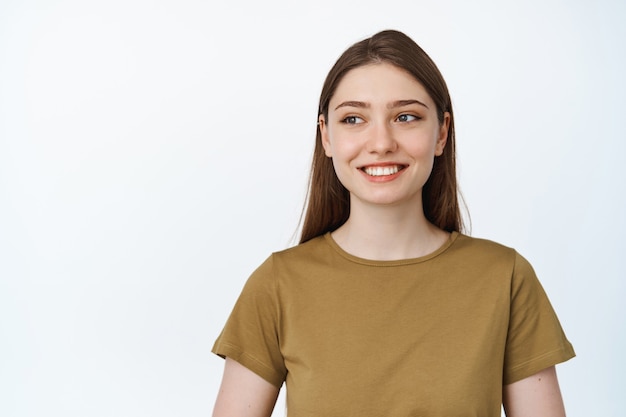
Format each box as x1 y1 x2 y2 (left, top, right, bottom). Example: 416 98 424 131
319 62 450 210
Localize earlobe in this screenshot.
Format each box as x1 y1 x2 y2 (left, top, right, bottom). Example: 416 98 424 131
319 116 332 157
435 112 450 156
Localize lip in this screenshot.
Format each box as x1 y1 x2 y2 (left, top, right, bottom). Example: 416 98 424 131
358 162 408 182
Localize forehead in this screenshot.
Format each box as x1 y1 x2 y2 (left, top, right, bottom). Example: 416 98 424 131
330 63 433 107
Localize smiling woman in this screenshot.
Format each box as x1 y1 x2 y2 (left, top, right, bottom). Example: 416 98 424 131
318 63 449 219
211 30 575 417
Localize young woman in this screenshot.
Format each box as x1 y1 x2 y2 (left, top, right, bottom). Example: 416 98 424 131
212 30 575 417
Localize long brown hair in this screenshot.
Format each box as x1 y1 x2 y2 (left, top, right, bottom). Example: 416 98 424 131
300 30 465 244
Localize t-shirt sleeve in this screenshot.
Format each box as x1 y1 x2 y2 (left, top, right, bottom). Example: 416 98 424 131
503 252 575 384
212 255 286 388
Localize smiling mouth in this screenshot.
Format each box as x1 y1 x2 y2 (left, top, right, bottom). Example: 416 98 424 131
361 165 407 177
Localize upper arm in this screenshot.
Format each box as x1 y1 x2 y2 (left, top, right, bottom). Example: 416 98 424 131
212 357 281 417
502 366 566 417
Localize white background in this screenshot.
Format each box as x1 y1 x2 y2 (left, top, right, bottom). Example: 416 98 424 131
1 0 624 416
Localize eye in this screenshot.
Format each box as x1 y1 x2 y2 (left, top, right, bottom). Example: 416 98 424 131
396 114 420 123
341 115 365 125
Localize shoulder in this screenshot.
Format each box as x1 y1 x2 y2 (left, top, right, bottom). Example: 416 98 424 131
270 234 332 266
449 233 517 261
243 234 332 287
447 233 539 280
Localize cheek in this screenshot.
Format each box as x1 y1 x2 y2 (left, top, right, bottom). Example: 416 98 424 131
327 138 361 186
403 135 436 158
330 155 353 190
329 135 362 161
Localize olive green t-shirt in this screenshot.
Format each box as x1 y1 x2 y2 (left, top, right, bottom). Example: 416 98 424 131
212 232 575 416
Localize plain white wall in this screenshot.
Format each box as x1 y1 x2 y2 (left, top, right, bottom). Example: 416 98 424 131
1 0 624 416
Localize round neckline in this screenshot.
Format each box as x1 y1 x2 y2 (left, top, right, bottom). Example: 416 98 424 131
323 231 460 266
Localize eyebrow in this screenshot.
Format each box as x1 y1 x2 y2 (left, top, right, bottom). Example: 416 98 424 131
334 99 429 110
334 100 369 110
389 99 429 109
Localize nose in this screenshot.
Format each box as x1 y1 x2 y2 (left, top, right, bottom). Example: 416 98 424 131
366 121 398 154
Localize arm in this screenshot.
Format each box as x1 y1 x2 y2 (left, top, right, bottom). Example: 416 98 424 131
502 366 566 417
212 357 280 417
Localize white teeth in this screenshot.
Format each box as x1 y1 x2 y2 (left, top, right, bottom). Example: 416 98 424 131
363 165 401 176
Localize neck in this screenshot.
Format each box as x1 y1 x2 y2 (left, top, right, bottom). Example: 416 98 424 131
331 200 450 261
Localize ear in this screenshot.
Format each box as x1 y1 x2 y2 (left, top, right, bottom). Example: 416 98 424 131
319 115 332 157
435 112 450 156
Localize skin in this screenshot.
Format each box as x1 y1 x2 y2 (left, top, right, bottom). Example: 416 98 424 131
503 366 567 417
213 62 568 416
320 63 449 211
318 62 451 260
213 358 279 417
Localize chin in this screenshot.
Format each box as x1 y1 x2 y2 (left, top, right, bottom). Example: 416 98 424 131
356 194 420 208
